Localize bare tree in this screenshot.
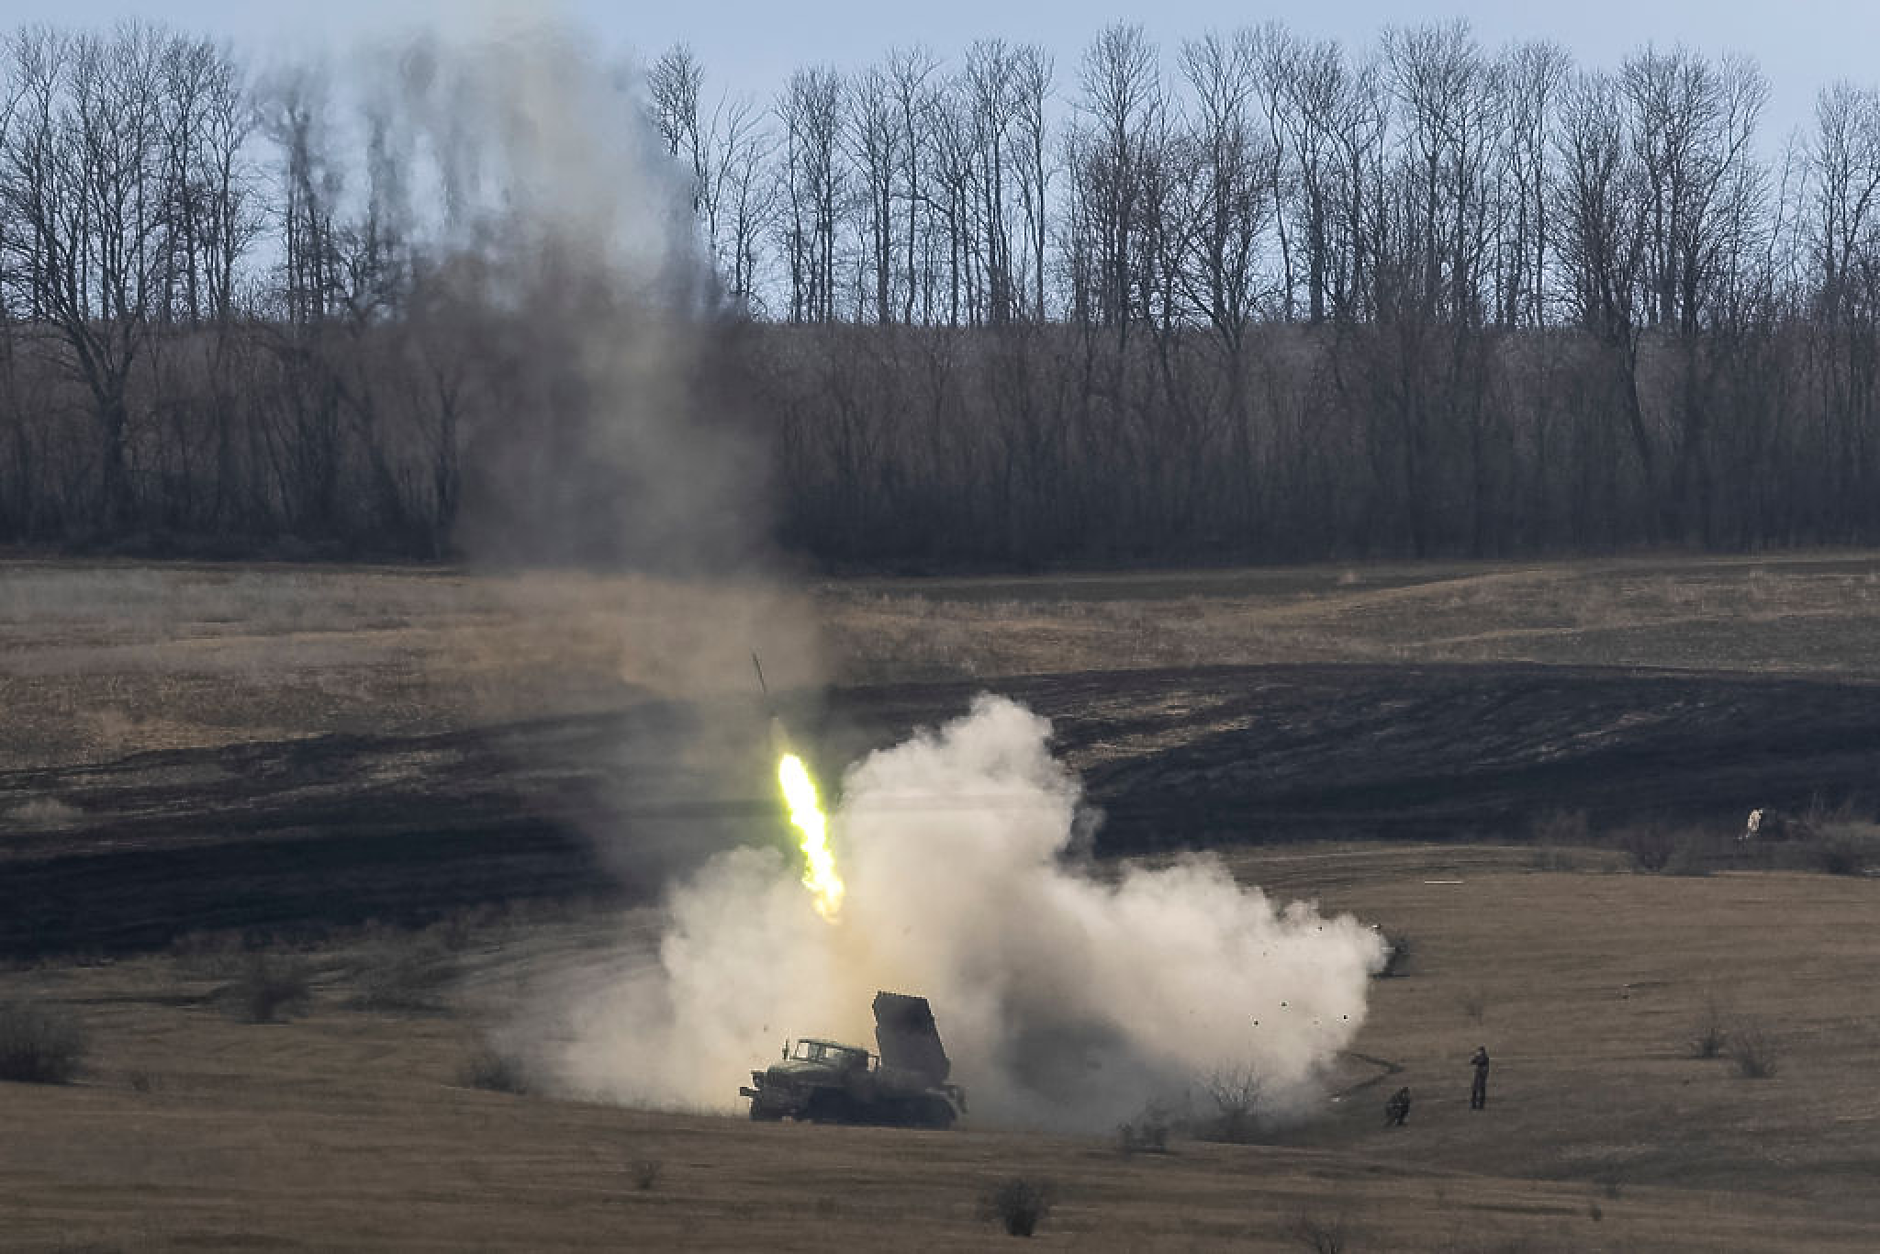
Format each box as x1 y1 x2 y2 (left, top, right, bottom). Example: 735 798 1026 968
1497 41 1571 328
779 66 843 323
1009 45 1053 320
1072 23 1164 331
2 25 171 532
1555 68 1654 539
886 45 938 324
850 63 900 323
1621 47 1768 538
707 92 772 310
1177 30 1275 529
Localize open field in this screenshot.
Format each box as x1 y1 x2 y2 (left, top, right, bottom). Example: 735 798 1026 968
2 847 1877 1251
2 553 1879 1249
4 553 1880 952
6 551 1880 772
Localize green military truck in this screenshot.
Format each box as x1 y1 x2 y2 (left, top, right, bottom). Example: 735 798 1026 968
740 991 966 1128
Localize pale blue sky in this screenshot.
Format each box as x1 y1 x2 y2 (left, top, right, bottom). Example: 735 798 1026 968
7 0 1877 144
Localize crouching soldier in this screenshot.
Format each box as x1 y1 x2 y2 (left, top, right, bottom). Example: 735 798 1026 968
1385 1086 1411 1126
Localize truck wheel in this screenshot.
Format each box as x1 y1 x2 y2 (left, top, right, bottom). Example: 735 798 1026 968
805 1091 849 1123
918 1098 956 1129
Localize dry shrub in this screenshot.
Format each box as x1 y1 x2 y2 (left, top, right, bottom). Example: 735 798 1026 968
1118 1100 1173 1156
980 1177 1055 1238
1194 1068 1265 1144
630 1159 663 1190
0 1000 87 1084
1289 1212 1354 1254
458 1045 530 1094
1727 1019 1782 1079
1662 833 1718 877
221 952 314 1023
1527 845 1583 872
1811 836 1868 876
1615 824 1675 872
1688 989 1732 1059
1735 828 1871 876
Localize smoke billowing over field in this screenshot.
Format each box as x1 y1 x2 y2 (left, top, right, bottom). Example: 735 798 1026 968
554 695 1385 1130
366 24 769 572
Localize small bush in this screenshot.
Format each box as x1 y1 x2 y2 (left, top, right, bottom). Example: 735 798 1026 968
630 1159 663 1190
1812 837 1867 876
1617 825 1675 872
1289 1212 1353 1254
1191 1067 1266 1144
1527 845 1582 873
221 952 313 1023
1118 1100 1172 1156
1662 832 1720 876
1687 986 1733 1059
1727 1020 1782 1079
980 1177 1055 1238
458 1046 530 1094
0 1000 87 1084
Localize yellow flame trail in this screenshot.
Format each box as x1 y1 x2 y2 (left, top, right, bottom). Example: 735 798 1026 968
778 753 844 920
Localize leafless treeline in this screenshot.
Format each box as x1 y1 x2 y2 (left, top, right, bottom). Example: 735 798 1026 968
6 21 1880 564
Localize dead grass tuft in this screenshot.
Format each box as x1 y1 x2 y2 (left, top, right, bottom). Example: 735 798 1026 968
1193 1068 1265 1144
219 952 314 1024
1289 1211 1355 1254
979 1176 1055 1238
1726 1019 1783 1079
1118 1100 1174 1156
1688 988 1733 1060
0 1000 87 1084
457 1045 530 1095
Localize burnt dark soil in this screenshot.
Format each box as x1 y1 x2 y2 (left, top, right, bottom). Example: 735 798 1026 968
3 662 1876 957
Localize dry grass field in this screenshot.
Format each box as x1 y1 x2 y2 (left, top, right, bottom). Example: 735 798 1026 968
2 849 1877 1251
6 550 1880 772
3 552 1880 1250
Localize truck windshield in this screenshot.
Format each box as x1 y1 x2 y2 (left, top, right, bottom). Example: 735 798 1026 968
793 1041 866 1067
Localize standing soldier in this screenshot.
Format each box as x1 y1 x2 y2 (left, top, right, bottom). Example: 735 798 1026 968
1469 1046 1491 1110
1384 1086 1411 1126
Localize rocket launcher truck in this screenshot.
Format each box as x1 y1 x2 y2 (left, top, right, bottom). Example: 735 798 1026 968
740 992 966 1128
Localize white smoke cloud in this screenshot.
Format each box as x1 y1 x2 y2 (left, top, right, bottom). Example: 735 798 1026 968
555 694 1386 1131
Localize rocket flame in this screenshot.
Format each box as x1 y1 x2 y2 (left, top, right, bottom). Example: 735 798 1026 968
778 752 844 920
